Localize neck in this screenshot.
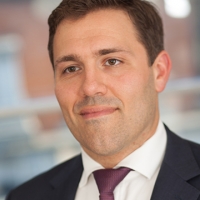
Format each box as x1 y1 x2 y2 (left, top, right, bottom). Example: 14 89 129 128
84 145 141 168
83 121 159 168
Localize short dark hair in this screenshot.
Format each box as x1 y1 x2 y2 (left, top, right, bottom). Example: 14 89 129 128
48 0 164 67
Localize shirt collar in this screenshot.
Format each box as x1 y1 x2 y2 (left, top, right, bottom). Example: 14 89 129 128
116 120 167 179
79 120 167 187
79 148 103 187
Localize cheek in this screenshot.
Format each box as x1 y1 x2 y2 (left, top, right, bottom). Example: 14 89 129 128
114 72 144 96
55 82 75 111
55 84 78 128
111 70 153 111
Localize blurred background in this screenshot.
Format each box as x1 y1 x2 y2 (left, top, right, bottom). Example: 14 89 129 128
0 0 200 199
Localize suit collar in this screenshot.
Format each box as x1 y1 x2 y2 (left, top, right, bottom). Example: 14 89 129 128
151 125 200 200
163 125 200 180
48 155 83 200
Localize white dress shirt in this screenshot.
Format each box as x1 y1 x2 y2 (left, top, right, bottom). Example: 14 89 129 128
75 120 167 200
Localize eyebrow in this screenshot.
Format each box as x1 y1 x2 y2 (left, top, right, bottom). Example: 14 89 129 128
55 54 81 68
97 48 129 56
54 48 129 68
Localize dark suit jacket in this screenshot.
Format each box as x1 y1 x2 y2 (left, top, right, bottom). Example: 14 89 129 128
6 125 200 200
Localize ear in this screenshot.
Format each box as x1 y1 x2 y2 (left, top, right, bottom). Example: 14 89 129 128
152 50 172 93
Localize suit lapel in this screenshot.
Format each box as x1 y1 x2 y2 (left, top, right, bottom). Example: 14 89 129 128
151 162 200 200
48 155 83 200
151 125 200 200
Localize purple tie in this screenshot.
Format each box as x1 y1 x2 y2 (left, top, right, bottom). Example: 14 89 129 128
93 167 131 200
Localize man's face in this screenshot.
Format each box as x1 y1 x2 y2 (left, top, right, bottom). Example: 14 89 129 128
53 9 162 161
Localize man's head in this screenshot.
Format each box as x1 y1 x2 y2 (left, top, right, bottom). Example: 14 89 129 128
48 0 164 67
49 0 171 168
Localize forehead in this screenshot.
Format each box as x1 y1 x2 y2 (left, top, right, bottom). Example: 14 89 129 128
53 9 143 60
55 9 138 39
59 9 134 31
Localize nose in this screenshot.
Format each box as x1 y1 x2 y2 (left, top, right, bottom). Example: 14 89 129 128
79 68 107 97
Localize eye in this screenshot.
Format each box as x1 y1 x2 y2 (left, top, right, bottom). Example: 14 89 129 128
105 59 121 66
63 66 80 74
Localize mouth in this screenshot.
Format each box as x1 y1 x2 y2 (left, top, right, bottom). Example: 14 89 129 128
79 106 118 120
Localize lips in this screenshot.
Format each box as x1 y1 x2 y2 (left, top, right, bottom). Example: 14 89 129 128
79 106 117 119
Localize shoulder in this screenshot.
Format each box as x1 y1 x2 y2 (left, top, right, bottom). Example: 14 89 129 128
6 154 82 200
186 139 200 165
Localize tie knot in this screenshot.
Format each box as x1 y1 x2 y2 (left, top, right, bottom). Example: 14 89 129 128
93 167 131 200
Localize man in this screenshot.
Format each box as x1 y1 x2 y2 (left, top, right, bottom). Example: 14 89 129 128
6 0 200 200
